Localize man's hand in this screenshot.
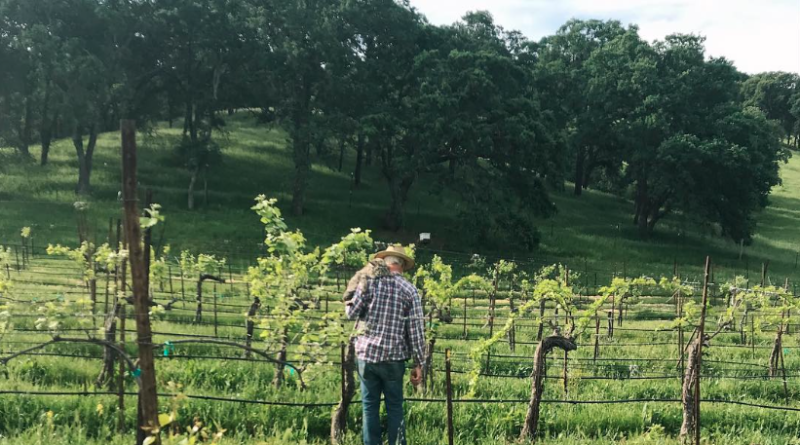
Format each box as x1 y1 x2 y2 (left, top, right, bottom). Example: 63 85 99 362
410 365 422 386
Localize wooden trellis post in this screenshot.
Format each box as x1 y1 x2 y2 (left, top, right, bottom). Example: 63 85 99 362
679 256 711 445
462 296 468 339
593 313 600 362
445 349 454 445
121 119 160 445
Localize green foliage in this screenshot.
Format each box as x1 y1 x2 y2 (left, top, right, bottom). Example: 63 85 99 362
599 276 658 306
149 245 169 285
34 298 94 333
415 255 454 308
140 203 165 230
467 263 575 392
248 195 331 383
321 228 373 271
719 278 799 331
0 246 13 272
46 242 96 281
741 71 800 140
179 250 226 278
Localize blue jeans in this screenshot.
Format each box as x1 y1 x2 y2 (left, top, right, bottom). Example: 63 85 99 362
358 360 407 445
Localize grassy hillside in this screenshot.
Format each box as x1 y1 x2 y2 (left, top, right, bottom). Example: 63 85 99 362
0 112 798 283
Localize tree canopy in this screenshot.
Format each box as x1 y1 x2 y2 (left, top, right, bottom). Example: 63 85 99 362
0 0 793 248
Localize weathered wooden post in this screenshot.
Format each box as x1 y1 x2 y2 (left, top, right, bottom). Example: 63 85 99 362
678 291 685 382
521 335 577 440
213 290 218 336
195 274 224 324
180 266 185 303
462 296 468 339
593 313 600 362
536 298 546 341
244 297 261 358
331 339 356 444
228 263 234 293
168 265 173 295
679 256 711 445
445 349 454 445
117 253 127 433
121 119 160 445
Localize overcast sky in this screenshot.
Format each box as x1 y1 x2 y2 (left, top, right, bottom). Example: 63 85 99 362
408 0 800 74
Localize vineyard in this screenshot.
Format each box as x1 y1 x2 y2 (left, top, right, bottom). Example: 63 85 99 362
1 184 799 444
1 0 798 442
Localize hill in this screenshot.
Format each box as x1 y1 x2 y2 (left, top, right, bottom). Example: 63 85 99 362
0 113 798 284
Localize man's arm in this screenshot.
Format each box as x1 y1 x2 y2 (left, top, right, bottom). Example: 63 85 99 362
345 283 368 320
407 286 426 366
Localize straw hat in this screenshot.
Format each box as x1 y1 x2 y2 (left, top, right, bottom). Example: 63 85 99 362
373 245 415 271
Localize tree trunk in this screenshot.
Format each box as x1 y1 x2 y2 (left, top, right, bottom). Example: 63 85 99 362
291 135 310 216
331 339 356 444
521 335 577 440
647 205 665 233
40 122 52 166
183 101 191 138
167 93 174 129
384 174 413 231
203 167 209 207
290 72 312 217
187 166 199 210
635 174 649 238
337 137 346 172
14 96 32 157
573 146 585 196
385 176 405 231
190 101 198 143
582 147 599 190
354 132 365 187
365 139 373 166
74 123 97 195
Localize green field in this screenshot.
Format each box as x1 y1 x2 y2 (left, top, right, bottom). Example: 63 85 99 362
1 118 800 443
0 253 798 445
0 114 798 283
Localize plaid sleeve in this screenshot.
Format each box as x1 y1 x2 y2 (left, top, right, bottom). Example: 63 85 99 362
407 285 426 366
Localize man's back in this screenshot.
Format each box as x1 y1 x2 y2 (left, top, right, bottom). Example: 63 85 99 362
347 274 425 366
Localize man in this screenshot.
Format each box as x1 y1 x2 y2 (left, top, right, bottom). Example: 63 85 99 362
345 245 425 445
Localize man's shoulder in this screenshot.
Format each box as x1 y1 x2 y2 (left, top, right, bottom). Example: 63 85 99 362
393 275 418 295
374 274 417 294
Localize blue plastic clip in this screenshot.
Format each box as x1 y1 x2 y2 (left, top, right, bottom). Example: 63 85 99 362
163 341 174 357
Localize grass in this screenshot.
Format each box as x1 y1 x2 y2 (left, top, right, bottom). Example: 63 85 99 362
0 112 798 281
0 254 798 444
2 114 800 443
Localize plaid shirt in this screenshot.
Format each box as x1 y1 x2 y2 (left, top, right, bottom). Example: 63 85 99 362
346 273 425 365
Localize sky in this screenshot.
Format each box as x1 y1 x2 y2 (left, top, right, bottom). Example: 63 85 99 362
408 0 800 74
